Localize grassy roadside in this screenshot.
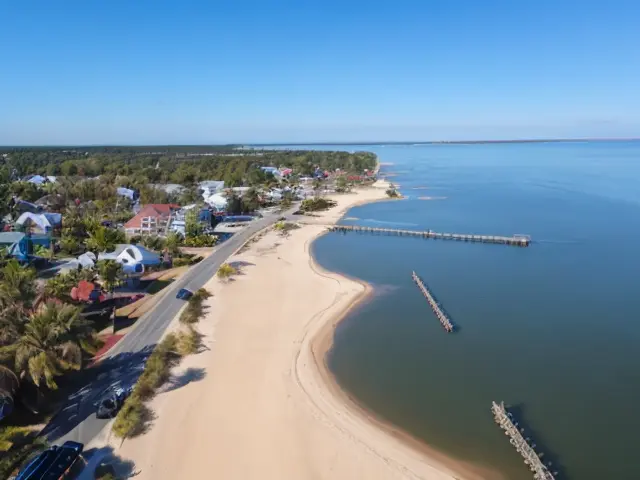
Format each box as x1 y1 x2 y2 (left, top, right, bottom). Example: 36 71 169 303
112 288 211 440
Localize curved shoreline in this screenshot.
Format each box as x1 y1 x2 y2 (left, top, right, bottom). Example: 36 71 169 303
115 182 504 479
301 208 502 480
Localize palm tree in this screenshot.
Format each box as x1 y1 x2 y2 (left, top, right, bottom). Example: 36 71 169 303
312 178 323 197
96 260 122 293
0 260 36 312
86 226 122 253
0 364 19 416
0 304 28 347
7 302 97 390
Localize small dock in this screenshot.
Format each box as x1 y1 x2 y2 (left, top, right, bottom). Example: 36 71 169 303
411 271 454 332
492 401 556 480
329 225 531 247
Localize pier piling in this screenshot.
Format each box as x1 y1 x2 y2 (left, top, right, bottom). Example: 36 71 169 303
491 401 556 480
411 271 454 332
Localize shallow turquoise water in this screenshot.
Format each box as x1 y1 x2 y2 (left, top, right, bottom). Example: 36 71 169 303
309 142 640 480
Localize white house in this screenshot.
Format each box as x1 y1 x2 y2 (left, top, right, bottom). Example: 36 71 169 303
98 244 161 276
204 192 227 210
199 180 225 200
15 212 62 233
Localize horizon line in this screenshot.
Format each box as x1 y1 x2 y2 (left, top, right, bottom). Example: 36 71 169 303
1 137 639 149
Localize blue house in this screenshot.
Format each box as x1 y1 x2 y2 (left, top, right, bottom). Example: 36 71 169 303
0 232 51 262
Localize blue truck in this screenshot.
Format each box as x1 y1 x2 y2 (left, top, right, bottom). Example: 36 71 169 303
15 441 83 480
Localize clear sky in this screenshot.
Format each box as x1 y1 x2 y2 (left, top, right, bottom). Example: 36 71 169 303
2 0 639 144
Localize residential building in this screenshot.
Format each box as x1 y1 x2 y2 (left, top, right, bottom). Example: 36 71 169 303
198 180 225 199
15 212 62 234
0 232 51 262
123 204 179 236
150 183 185 195
24 175 57 185
261 166 281 177
98 244 161 276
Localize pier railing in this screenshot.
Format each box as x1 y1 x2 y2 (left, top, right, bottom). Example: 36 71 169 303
492 401 556 480
411 271 454 332
329 225 531 247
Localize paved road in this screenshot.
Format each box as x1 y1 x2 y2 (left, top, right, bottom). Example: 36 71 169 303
45 209 297 447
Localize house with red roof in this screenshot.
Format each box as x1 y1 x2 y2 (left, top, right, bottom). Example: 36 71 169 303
124 204 179 236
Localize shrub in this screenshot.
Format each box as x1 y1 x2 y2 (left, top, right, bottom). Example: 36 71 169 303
138 333 180 390
134 377 156 401
216 263 237 281
183 235 218 247
158 332 179 354
176 327 201 356
274 221 300 236
112 333 182 439
112 392 153 439
300 198 337 212
178 289 210 325
194 288 212 299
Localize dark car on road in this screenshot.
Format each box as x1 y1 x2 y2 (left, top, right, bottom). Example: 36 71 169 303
94 386 133 419
15 440 83 480
176 288 193 300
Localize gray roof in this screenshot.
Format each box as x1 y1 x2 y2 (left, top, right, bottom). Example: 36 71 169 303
0 232 25 245
150 183 185 194
199 180 225 189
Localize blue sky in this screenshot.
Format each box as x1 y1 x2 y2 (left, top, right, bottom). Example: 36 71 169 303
1 0 639 144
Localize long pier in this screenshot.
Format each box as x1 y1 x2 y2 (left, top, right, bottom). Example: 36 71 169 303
411 271 454 332
329 225 531 247
492 401 556 480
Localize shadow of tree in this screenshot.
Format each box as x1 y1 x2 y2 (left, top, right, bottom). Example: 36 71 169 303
73 445 139 479
162 367 206 393
227 260 256 275
41 345 155 442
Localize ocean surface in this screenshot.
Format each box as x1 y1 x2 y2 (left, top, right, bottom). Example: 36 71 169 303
306 142 640 480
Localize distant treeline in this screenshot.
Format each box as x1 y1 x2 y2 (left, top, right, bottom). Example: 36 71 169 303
0 148 376 186
0 145 240 155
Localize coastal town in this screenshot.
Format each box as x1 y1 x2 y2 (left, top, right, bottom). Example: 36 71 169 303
0 146 405 479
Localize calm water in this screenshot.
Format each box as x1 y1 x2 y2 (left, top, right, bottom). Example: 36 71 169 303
309 142 640 480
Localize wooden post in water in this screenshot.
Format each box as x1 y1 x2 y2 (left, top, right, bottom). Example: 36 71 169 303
411 271 454 332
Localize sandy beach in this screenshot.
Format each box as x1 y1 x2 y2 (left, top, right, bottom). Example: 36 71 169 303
115 183 497 480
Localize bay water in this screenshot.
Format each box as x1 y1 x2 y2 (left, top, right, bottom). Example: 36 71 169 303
309 142 640 480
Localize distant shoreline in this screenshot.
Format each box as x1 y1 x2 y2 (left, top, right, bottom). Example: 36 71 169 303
1 137 638 149
249 137 640 147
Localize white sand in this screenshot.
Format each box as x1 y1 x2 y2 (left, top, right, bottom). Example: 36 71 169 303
116 185 498 480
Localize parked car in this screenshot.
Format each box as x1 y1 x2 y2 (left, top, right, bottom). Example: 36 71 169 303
94 386 133 419
15 441 83 480
176 288 193 300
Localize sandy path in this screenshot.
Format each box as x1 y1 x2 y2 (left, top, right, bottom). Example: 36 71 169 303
117 186 495 480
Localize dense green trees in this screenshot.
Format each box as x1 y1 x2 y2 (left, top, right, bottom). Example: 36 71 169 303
241 187 261 212
0 147 376 188
335 175 349 192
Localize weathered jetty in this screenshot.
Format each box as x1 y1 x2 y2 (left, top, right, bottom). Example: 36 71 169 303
329 225 531 247
492 401 556 480
411 271 454 332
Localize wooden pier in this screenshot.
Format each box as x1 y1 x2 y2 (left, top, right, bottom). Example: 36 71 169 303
411 271 454 332
329 225 531 247
492 401 556 480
